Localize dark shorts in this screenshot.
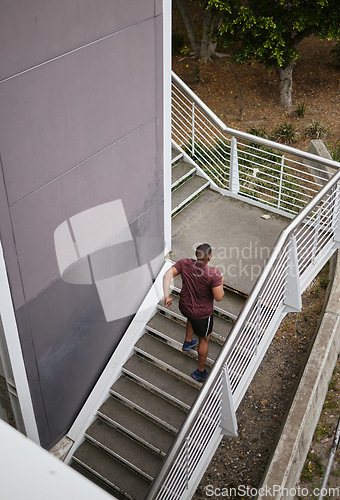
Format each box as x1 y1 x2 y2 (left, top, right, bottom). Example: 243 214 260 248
186 314 213 338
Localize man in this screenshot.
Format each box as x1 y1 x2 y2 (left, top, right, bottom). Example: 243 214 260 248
163 243 224 382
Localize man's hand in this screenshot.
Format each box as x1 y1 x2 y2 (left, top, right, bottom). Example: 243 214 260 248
164 295 173 307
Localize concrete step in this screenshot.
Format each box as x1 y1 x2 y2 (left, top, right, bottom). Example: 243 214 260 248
170 275 247 319
172 148 182 163
72 440 150 500
123 354 199 411
172 161 196 189
135 331 220 382
171 175 210 215
98 396 174 457
145 312 223 362
110 375 187 433
85 419 162 481
71 460 126 499
157 294 234 343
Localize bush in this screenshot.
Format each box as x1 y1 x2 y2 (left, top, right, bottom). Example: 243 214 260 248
247 125 268 138
296 101 307 118
304 121 328 140
271 122 298 144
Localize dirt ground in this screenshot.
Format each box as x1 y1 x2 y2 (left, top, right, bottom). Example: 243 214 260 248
172 18 340 500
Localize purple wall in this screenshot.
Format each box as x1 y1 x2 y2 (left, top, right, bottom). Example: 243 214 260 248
0 1 164 448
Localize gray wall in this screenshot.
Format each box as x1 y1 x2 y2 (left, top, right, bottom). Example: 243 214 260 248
0 0 164 448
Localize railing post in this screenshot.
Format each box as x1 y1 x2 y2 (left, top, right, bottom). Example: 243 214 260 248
185 436 190 489
311 207 322 265
191 102 195 157
278 155 285 209
221 365 238 437
229 137 240 193
255 296 262 355
284 234 302 312
333 184 340 248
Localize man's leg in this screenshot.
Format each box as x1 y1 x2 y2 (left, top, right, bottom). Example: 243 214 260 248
185 319 194 341
182 319 198 351
198 334 210 371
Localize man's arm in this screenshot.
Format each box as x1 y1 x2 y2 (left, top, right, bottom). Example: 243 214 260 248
212 275 225 302
163 265 180 307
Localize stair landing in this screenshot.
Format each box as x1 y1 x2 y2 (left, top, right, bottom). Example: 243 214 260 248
171 191 290 296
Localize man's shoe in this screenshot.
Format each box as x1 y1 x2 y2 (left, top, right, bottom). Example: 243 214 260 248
182 339 198 351
191 369 208 382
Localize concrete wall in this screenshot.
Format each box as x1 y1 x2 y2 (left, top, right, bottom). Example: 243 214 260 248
0 0 165 449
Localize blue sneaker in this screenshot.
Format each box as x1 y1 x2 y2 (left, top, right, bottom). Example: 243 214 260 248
191 369 208 382
182 339 198 351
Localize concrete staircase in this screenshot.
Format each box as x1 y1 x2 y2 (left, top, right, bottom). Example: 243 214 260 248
70 148 246 499
171 148 210 215
71 289 245 499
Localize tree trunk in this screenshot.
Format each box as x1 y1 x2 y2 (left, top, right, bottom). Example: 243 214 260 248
175 0 200 57
200 8 220 60
277 63 294 108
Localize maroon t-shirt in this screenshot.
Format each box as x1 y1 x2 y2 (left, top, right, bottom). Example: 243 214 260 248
174 258 223 319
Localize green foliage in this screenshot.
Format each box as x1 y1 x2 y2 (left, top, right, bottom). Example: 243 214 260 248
296 101 307 118
246 125 268 138
330 142 340 162
304 121 328 139
271 122 298 144
206 0 340 70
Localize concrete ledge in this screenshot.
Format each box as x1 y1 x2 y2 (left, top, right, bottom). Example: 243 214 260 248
258 251 340 500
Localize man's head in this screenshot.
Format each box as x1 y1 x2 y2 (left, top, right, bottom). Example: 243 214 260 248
196 243 212 262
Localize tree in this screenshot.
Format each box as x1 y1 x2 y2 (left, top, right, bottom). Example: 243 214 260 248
207 0 340 108
174 0 221 60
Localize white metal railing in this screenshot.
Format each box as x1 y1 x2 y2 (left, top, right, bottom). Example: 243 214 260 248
171 72 340 216
146 75 340 500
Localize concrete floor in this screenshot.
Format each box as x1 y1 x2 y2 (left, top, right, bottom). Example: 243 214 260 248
170 190 290 296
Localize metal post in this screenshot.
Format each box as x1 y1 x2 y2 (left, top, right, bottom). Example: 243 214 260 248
333 183 340 247
278 155 285 209
255 296 262 355
185 436 190 489
191 102 195 157
229 137 240 193
311 207 322 264
220 365 238 437
284 234 302 312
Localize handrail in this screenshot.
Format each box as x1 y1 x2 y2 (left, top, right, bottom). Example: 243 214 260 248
172 71 340 171
146 74 340 499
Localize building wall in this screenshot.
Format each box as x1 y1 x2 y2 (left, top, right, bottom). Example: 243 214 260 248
0 0 165 449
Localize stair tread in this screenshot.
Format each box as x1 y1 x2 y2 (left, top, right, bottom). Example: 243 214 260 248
145 314 222 363
73 440 150 500
110 376 187 433
86 419 162 479
124 354 199 409
98 397 174 455
172 175 209 211
157 295 234 339
172 161 196 186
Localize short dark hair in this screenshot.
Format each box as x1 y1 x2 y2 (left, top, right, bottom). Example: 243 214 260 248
196 243 212 260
